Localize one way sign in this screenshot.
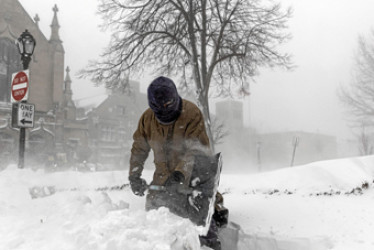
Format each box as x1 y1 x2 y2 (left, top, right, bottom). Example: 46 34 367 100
11 102 35 128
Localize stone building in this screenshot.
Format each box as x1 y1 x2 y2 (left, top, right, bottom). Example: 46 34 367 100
86 81 147 169
0 0 87 168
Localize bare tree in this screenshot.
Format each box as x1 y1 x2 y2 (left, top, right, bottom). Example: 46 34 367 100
340 30 374 154
340 30 374 127
80 0 293 150
357 123 374 155
211 116 229 145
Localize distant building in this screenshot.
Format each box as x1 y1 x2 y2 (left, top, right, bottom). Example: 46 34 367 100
255 131 337 170
215 100 244 130
214 99 338 171
0 0 87 168
215 100 257 169
86 81 147 169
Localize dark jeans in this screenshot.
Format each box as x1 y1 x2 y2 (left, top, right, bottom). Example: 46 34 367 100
199 218 221 250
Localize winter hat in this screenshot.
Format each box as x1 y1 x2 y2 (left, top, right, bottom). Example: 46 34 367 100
147 76 182 124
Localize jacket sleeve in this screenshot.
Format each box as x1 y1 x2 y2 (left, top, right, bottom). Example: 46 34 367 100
175 107 211 184
129 113 151 178
185 109 211 149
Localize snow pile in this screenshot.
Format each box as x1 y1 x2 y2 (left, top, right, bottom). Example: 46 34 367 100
220 155 374 195
1 155 374 250
220 155 374 250
0 165 200 250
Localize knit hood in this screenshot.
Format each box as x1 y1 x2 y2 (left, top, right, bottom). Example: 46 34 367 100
147 76 182 124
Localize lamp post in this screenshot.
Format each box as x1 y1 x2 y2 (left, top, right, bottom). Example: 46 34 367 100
16 30 36 70
15 29 36 169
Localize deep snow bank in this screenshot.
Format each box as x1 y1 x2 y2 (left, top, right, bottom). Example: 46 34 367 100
1 155 374 250
0 165 200 250
220 155 374 250
220 155 374 195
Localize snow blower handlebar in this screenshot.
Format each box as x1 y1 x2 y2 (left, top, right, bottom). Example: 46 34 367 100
147 184 194 195
147 184 166 191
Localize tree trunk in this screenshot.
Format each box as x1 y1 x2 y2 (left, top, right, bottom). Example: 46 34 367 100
198 91 215 153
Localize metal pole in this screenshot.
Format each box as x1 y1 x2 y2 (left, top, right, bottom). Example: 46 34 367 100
290 136 299 167
256 141 262 172
18 59 30 169
18 122 25 169
16 30 35 169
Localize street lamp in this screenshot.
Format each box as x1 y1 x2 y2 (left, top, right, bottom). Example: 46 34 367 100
15 29 36 169
16 29 36 70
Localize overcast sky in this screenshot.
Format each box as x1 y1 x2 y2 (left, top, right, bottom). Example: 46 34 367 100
18 0 374 140
249 0 374 139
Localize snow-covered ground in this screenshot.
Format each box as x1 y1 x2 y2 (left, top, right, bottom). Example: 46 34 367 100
1 155 374 250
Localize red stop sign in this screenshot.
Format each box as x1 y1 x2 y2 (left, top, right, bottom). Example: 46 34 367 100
11 71 29 102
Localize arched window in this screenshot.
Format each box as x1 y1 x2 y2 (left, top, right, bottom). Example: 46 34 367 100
0 38 22 103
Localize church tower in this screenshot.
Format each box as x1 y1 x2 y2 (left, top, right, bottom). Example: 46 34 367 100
63 66 76 120
49 4 65 106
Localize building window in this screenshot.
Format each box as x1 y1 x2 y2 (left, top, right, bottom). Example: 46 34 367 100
0 38 22 103
101 125 116 142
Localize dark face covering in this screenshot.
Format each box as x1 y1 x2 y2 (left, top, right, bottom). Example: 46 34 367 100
147 77 182 124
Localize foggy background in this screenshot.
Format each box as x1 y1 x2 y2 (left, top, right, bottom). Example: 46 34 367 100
18 0 374 167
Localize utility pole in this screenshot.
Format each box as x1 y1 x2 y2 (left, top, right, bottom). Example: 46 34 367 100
256 141 262 172
290 136 299 167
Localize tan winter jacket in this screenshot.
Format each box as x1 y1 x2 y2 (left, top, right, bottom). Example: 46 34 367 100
129 99 211 186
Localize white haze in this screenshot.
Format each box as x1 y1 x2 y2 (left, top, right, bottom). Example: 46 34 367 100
18 0 374 150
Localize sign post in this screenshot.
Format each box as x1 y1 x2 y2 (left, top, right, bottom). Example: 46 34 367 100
10 70 33 169
13 29 36 169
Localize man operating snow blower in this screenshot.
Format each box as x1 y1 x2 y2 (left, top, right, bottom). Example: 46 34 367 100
128 76 228 250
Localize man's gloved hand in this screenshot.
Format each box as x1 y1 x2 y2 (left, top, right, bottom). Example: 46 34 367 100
167 171 185 185
165 171 185 194
129 174 147 196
